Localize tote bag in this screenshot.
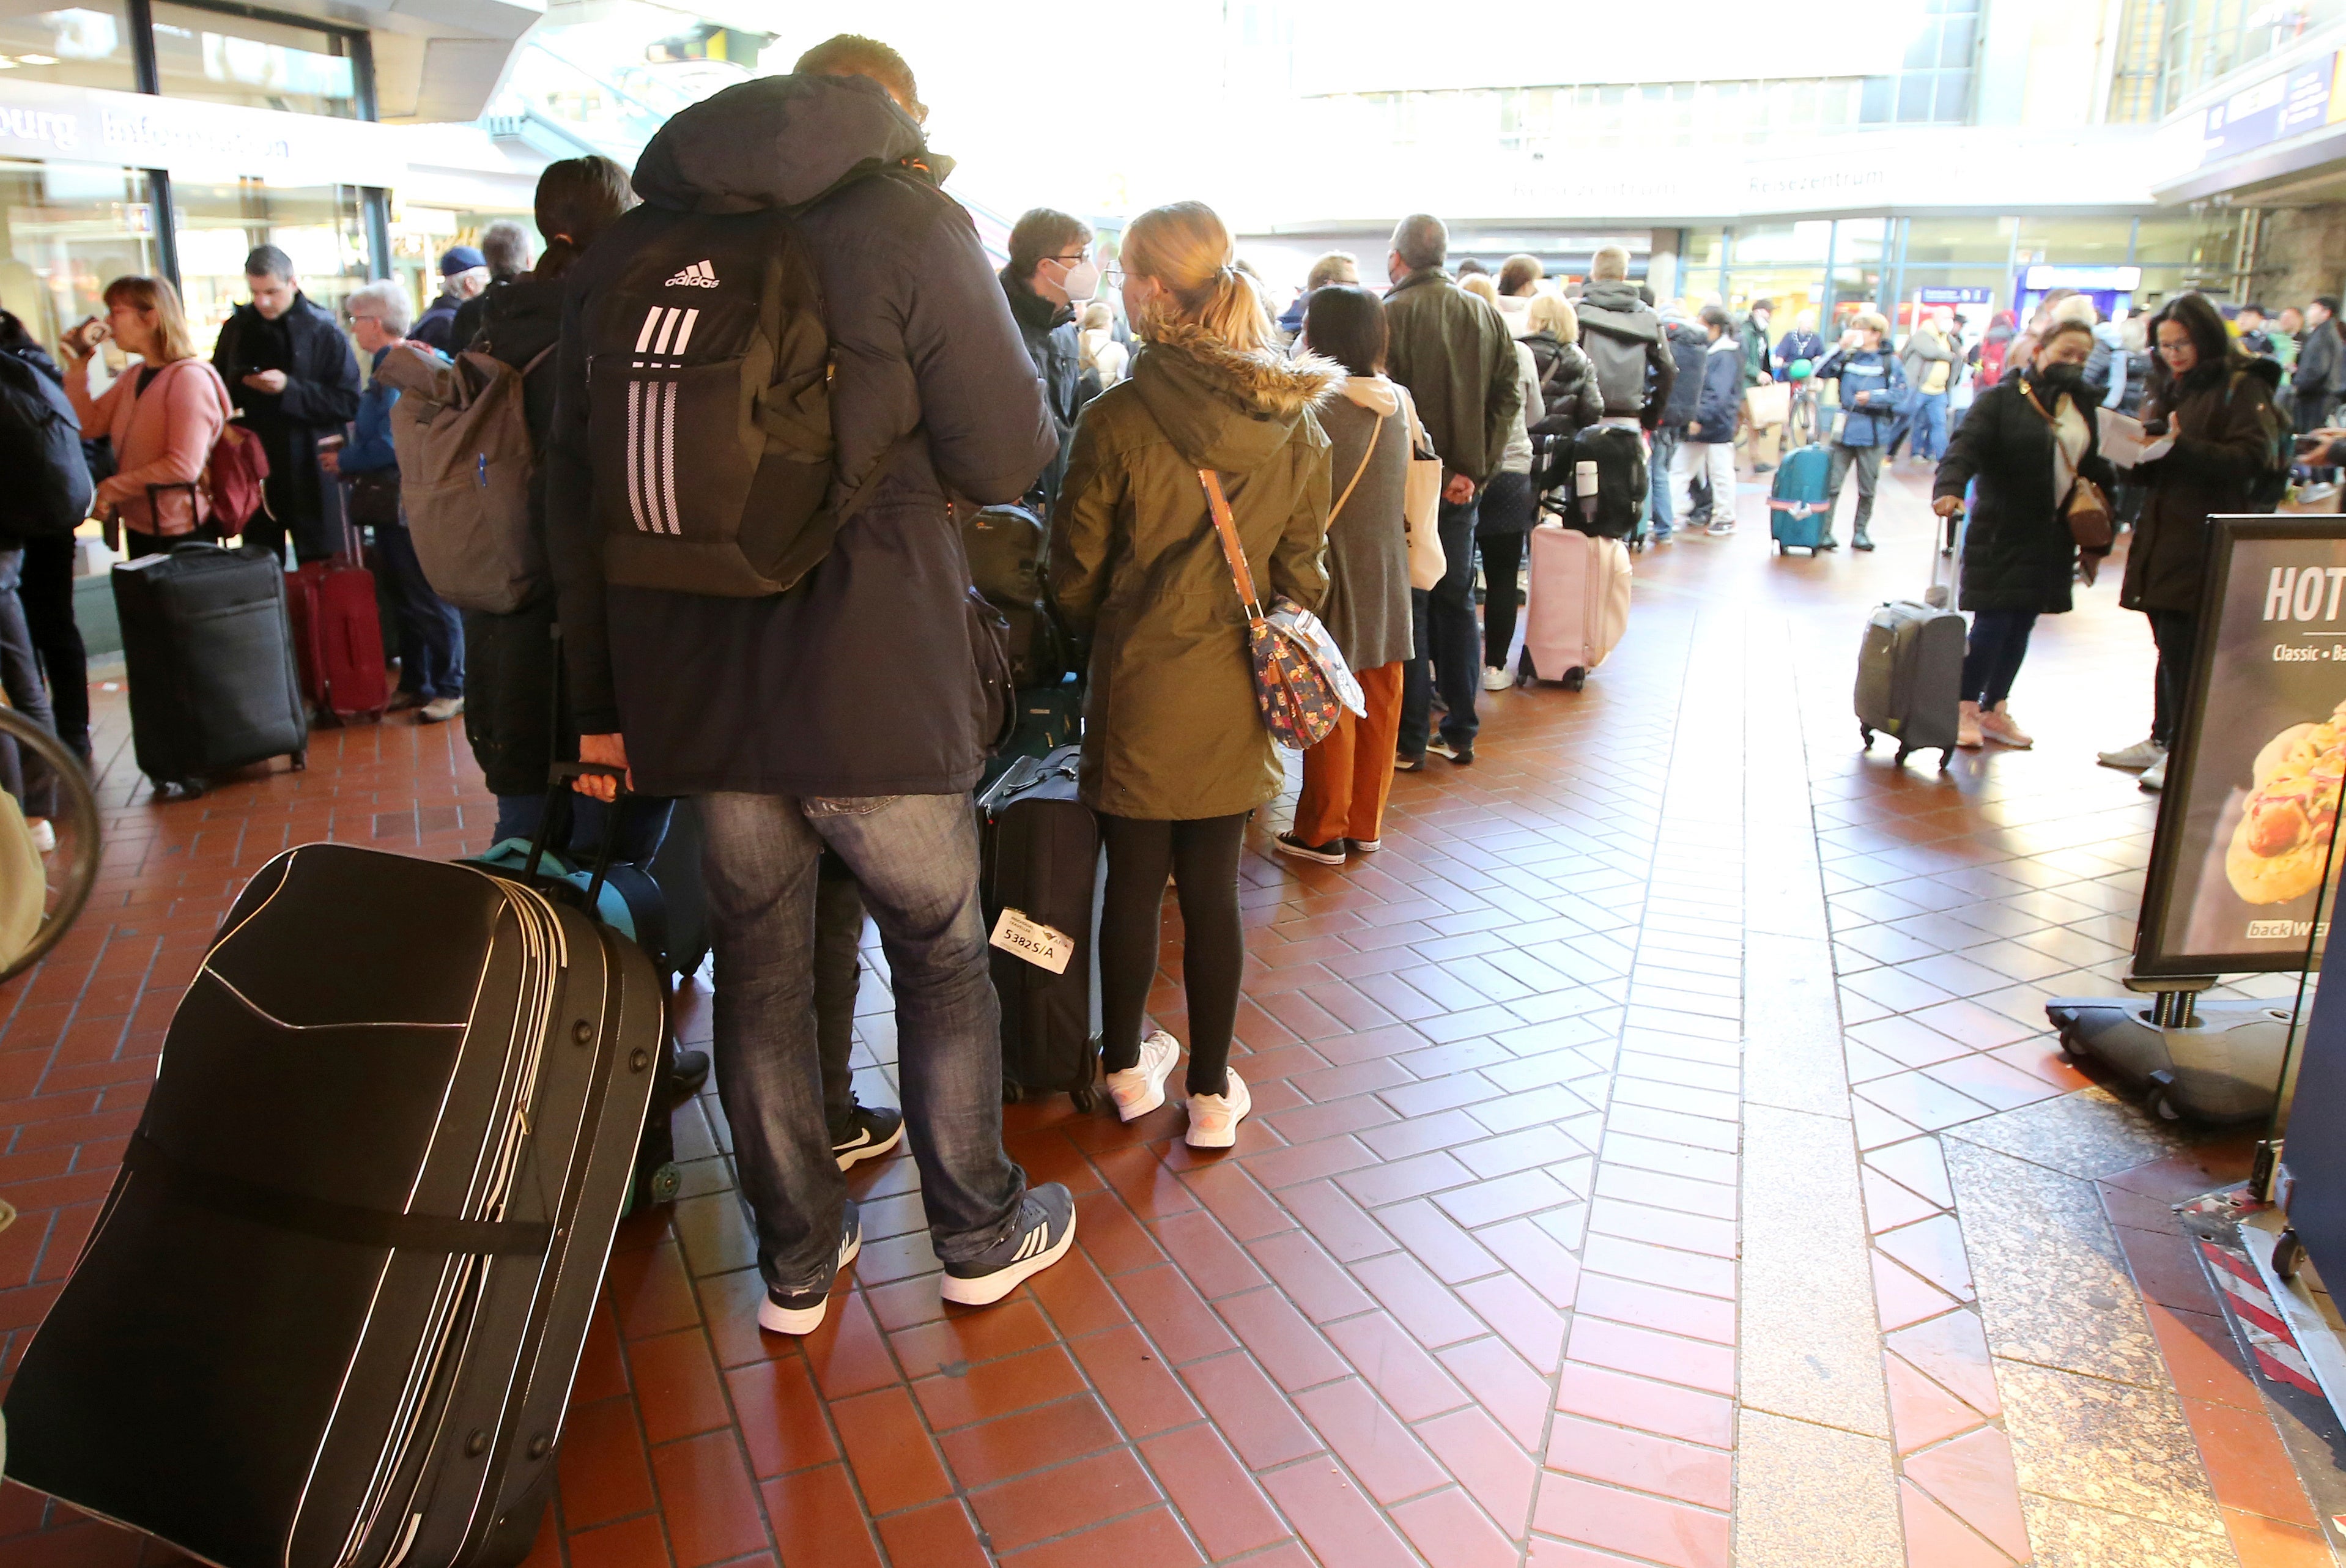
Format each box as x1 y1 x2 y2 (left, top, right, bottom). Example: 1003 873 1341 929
1393 383 1446 591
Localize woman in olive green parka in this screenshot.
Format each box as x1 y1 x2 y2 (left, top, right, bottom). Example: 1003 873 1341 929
1049 199 1338 1150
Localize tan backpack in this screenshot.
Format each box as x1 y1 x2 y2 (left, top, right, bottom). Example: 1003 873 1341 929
378 343 553 614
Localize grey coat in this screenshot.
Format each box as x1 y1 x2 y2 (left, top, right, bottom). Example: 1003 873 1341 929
1315 390 1413 673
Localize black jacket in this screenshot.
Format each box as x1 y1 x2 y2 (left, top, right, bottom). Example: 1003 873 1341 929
1575 279 1675 426
542 73 1056 797
2295 320 2345 402
412 290 464 355
2123 356 2284 616
1934 375 2115 615
212 292 361 557
1689 335 1743 445
1522 334 1604 439
1002 268 1086 510
1661 321 1708 428
0 339 83 552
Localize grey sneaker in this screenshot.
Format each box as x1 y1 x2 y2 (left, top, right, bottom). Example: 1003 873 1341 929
758 1206 860 1336
2098 738 2165 771
941 1183 1076 1307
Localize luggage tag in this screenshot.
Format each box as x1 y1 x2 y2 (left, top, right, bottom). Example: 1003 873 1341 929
990 907 1074 974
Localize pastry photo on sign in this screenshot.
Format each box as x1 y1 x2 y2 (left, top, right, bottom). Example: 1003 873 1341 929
2226 701 2346 905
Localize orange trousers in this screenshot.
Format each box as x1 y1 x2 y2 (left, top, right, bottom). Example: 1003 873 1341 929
1293 660 1405 846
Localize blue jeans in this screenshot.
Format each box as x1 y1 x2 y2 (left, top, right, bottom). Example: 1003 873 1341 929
1648 426 1678 533
1399 496 1481 756
1961 608 2036 708
699 791 1024 1294
1908 391 1949 462
372 523 464 700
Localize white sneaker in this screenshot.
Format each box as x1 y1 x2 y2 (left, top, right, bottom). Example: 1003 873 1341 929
420 695 465 724
1185 1069 1252 1149
1980 703 2033 749
1481 666 1513 692
1106 1030 1180 1122
26 818 55 854
2139 753 2167 792
758 1208 860 1336
2098 738 2164 771
1706 519 1736 537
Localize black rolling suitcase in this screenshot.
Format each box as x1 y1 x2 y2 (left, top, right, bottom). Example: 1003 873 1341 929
978 744 1103 1109
2 839 666 1568
111 541 308 796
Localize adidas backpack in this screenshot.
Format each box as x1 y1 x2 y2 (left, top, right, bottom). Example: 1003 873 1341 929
581 168 923 598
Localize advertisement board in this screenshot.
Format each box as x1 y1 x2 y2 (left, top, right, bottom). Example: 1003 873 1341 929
2198 51 2346 166
2137 518 2346 978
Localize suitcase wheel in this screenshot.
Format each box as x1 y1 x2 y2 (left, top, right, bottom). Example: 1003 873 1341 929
1564 668 1586 692
2274 1228 2306 1281
2147 1085 2181 1122
292 750 308 772
1859 724 1874 749
1937 747 1954 772
1894 744 1913 766
1002 1079 1024 1106
1071 1085 1101 1114
645 1162 682 1205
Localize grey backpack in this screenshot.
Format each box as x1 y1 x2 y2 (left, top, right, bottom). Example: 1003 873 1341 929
379 344 551 614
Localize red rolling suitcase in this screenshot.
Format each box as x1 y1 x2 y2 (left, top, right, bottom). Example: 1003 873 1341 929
286 516 390 724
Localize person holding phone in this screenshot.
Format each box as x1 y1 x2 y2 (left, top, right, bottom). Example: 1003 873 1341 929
59 277 232 558
209 246 361 564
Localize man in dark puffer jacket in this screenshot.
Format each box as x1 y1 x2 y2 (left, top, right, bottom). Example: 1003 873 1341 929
544 39 1074 1336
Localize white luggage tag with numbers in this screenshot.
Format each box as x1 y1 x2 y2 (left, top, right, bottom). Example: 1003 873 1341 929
989 907 1074 975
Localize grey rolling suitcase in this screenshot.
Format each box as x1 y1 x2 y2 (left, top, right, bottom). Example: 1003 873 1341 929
111 542 308 796
1856 599 1965 768
2 841 667 1568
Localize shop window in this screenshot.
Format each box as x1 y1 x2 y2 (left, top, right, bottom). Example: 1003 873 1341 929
1903 217 2015 265
0 4 135 92
2015 216 2137 264
0 157 160 352
171 177 367 355
150 1 362 120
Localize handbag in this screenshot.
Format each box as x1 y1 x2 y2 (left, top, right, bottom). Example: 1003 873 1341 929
2020 379 2114 550
1394 384 1446 591
1198 468 1365 750
346 468 401 530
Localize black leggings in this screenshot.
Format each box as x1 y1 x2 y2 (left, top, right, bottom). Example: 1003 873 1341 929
2148 609 2196 749
1098 811 1248 1098
1481 528 1526 671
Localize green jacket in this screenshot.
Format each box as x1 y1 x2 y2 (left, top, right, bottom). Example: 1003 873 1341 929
1050 322 1337 819
1381 269 1520 481
1741 314 1773 386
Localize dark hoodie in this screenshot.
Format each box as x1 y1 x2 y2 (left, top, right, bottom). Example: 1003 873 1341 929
1049 322 1336 820
1576 278 1675 425
542 73 1056 797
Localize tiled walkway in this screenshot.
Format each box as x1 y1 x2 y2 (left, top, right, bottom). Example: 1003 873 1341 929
0 465 2335 1567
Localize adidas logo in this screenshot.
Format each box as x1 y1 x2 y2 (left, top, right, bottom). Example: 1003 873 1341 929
665 260 719 288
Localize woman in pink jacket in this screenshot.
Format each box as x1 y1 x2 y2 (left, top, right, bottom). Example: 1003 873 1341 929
59 277 232 556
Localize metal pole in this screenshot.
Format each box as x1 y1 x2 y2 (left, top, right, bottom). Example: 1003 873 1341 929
1822 220 1839 326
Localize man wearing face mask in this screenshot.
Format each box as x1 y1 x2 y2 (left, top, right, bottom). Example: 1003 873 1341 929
1001 208 1098 511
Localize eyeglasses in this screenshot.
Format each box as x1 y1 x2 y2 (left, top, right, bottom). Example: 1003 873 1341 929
1102 267 1125 287
348 312 381 325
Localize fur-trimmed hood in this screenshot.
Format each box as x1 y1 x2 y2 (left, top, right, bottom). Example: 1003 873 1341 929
1133 319 1342 471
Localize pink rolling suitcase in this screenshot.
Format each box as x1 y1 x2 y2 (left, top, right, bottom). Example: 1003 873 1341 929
1516 522 1632 691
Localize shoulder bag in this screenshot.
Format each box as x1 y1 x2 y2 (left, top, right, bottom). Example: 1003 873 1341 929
2019 378 2112 550
1393 383 1446 591
1199 468 1365 750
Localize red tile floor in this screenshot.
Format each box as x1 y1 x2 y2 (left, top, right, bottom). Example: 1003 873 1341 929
0 462 2336 1567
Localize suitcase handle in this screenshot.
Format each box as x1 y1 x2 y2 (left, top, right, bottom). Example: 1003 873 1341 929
522 761 632 919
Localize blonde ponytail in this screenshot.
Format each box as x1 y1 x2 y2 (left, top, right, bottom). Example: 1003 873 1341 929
1123 202 1276 355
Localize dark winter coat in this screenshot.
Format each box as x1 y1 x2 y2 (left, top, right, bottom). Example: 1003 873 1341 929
412 289 464 355
542 72 1056 797
1689 335 1743 445
1002 268 1086 510
1576 279 1674 425
2293 319 2345 424
1049 322 1335 820
460 273 566 799
1382 268 1520 481
212 292 361 558
1815 344 1907 448
1934 375 2116 615
2122 355 2285 616
1661 322 1708 427
0 339 81 552
1522 334 1604 439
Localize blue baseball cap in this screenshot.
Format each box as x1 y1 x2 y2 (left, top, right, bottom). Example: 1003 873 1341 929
438 245 486 276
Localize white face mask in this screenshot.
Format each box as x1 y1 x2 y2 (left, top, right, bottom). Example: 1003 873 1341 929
1055 259 1100 305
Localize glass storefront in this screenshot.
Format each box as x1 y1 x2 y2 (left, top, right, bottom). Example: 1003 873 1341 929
0 2 137 93
149 2 361 119
171 178 369 353
0 158 161 348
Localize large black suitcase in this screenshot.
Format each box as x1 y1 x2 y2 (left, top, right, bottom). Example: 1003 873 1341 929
111 542 307 796
978 745 1103 1109
2 841 665 1568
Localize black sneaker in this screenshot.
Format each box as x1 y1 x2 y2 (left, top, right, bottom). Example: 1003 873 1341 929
832 1104 905 1171
1275 832 1347 865
667 1048 711 1104
758 1205 860 1336
941 1183 1076 1307
1427 738 1475 766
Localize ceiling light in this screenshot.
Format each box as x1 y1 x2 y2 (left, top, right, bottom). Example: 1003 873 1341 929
18 54 56 64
